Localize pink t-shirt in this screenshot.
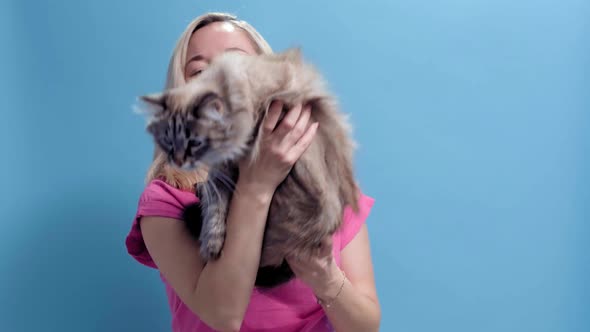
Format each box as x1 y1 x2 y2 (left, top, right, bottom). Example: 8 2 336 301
126 179 375 332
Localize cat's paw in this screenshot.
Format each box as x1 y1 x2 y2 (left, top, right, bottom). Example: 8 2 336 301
200 238 224 261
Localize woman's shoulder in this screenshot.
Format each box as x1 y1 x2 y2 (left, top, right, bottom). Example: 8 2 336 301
125 179 199 268
134 178 201 226
140 179 197 203
135 179 199 218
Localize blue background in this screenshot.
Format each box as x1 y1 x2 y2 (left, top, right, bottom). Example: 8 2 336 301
1 0 588 331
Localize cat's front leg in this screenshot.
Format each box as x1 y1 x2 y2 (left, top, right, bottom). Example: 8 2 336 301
196 180 230 261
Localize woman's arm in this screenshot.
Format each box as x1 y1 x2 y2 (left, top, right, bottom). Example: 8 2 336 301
141 182 272 332
141 101 316 332
287 225 381 332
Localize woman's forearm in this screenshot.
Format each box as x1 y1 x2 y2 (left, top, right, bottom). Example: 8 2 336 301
320 266 381 332
194 181 273 330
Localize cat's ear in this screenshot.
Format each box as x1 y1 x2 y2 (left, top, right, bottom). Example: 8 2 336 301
281 47 303 63
196 92 224 116
136 92 168 116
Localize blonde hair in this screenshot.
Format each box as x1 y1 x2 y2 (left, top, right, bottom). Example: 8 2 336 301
145 12 273 191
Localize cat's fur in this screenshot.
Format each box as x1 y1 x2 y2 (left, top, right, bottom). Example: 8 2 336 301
140 49 359 287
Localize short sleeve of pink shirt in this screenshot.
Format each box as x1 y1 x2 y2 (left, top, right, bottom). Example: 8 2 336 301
125 180 199 269
336 193 375 250
125 179 375 332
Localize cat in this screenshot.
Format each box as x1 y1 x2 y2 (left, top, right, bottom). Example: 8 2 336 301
139 48 359 287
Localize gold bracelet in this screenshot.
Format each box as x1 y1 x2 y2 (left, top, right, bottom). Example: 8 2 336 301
316 270 346 308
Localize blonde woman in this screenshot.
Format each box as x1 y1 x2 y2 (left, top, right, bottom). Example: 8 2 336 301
126 12 380 332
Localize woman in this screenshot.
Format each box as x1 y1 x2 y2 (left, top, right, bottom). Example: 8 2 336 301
126 12 380 332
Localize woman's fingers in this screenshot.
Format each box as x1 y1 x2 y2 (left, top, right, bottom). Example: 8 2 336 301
281 104 311 147
272 103 303 138
261 101 317 168
263 101 284 134
286 121 319 162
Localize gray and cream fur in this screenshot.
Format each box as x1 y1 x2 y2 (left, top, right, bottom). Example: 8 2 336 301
139 48 359 269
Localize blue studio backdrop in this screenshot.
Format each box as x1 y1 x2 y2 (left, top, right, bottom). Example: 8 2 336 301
1 0 588 331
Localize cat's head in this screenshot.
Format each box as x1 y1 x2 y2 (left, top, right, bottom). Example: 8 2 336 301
139 71 255 170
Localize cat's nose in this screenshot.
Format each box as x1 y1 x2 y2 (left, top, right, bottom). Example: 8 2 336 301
172 152 184 167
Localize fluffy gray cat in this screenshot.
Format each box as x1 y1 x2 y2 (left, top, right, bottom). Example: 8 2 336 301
139 49 359 287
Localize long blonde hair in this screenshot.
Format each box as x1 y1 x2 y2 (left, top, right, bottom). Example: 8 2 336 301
145 12 273 191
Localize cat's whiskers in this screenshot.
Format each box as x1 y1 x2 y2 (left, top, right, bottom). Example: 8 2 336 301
201 180 213 215
203 173 223 207
211 168 236 192
211 178 224 207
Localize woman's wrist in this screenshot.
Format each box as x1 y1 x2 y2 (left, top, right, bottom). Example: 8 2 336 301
235 179 275 206
313 263 345 301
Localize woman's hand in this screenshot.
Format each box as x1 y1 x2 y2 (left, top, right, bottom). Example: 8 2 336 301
286 237 345 301
238 101 318 196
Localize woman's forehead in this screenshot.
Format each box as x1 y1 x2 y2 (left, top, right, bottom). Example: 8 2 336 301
186 22 257 61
